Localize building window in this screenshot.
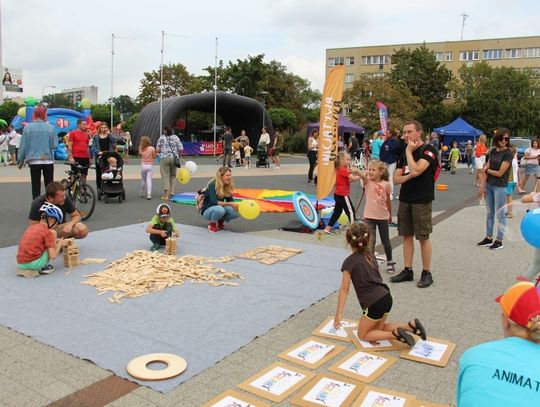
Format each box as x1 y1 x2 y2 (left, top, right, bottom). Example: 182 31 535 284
362 55 390 65
523 48 540 58
362 72 386 78
345 73 354 83
435 52 444 62
505 48 522 59
459 51 480 61
345 56 355 66
483 49 503 60
328 57 344 67
445 52 453 61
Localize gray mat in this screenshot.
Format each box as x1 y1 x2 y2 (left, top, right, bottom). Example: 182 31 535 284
0 223 347 392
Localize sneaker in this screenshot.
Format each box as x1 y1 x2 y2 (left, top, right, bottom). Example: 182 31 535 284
208 223 218 233
386 261 397 274
217 220 225 230
39 264 55 275
417 271 433 288
489 240 503 250
150 242 161 251
390 268 413 283
147 195 151 200
477 237 493 247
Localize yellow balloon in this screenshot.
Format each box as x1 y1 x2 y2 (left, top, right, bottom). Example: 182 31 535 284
80 98 92 109
17 107 26 118
238 199 260 220
338 212 350 225
176 168 191 184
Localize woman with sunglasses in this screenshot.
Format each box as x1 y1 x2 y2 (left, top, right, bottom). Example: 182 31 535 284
477 129 513 250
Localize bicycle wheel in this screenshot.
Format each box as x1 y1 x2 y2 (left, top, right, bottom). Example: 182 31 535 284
73 182 96 221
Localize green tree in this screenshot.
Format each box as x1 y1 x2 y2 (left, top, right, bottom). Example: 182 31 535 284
344 76 421 134
390 46 453 107
136 63 203 107
458 62 539 134
111 95 139 115
91 104 120 127
122 113 139 135
0 101 20 124
269 108 297 131
42 93 73 109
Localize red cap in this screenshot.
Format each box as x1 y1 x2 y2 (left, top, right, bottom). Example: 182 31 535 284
496 282 540 328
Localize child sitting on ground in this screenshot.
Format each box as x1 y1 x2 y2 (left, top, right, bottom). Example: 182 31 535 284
333 222 427 346
16 203 68 277
145 203 179 251
101 156 122 180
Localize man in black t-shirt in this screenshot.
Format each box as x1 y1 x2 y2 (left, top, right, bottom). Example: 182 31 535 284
28 181 88 239
222 127 234 167
391 120 437 288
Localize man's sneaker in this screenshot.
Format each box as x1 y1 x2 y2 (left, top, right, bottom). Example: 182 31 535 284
150 242 161 251
489 240 503 250
39 264 55 275
386 261 397 274
417 271 433 288
208 223 218 233
390 268 413 283
477 237 493 247
217 220 225 230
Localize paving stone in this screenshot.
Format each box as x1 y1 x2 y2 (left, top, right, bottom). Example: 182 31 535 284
0 374 27 402
35 380 77 401
3 388 51 407
106 392 160 407
55 366 105 389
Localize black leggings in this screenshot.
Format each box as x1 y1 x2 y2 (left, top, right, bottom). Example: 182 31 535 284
328 194 355 227
149 222 173 246
30 164 54 199
307 150 317 181
366 219 392 261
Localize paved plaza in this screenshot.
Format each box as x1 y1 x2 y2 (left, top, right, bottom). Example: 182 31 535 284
0 156 534 406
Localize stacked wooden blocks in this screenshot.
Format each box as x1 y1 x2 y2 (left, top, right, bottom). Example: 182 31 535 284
165 237 177 256
63 239 80 268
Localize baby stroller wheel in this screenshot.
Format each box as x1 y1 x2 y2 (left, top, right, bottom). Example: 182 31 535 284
122 191 126 200
104 195 108 204
118 195 122 203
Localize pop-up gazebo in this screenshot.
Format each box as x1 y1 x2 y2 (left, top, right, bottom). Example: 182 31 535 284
433 117 484 143
306 114 365 137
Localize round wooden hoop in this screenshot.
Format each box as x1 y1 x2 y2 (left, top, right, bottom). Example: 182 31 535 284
126 353 187 381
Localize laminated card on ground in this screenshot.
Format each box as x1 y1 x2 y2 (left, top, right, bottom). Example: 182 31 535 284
345 327 404 352
328 349 397 384
351 385 416 407
313 317 358 342
399 338 456 367
291 373 364 407
202 389 271 407
277 337 346 369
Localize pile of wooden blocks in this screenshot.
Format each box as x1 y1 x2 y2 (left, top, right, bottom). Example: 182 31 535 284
236 245 304 265
63 239 80 268
165 237 177 256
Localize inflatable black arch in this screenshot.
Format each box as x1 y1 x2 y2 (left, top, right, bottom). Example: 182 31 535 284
132 91 274 148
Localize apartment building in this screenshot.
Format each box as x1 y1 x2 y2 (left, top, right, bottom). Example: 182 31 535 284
326 35 540 89
59 86 98 105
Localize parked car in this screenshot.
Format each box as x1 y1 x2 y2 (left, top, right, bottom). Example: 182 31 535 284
510 138 532 164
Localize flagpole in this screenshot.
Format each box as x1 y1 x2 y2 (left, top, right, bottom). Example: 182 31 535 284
110 34 115 129
160 30 164 137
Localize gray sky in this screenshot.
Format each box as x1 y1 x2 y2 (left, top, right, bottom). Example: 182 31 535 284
1 0 538 102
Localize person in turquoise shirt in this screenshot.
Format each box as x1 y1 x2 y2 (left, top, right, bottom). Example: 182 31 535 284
370 131 384 160
457 282 540 407
449 140 460 174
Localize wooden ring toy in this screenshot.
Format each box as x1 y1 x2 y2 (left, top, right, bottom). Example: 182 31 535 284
127 353 187 381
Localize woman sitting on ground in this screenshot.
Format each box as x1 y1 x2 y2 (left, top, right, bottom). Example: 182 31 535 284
200 167 239 233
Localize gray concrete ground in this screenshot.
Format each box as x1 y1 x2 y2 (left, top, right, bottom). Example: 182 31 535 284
0 157 535 406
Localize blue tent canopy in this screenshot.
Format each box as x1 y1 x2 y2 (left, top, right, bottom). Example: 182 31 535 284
433 117 484 142
306 114 365 137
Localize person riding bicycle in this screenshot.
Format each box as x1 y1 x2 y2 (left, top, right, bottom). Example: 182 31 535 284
17 202 69 278
28 181 88 240
67 119 91 182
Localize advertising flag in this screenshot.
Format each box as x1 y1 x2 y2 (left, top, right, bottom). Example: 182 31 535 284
317 66 345 201
376 101 388 134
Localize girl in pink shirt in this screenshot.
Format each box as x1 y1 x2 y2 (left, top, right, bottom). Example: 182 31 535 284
139 136 156 200
358 160 395 273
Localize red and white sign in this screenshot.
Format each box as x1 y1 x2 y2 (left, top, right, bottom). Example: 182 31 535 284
199 141 223 155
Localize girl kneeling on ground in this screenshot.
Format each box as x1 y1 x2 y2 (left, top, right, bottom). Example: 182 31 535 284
333 222 427 346
201 167 239 233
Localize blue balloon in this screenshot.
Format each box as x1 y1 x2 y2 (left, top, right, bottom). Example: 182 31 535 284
521 208 540 249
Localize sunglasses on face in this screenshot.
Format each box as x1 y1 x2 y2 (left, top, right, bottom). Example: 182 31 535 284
503 137 509 141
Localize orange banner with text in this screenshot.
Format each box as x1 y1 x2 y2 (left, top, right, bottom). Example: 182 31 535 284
317 65 345 201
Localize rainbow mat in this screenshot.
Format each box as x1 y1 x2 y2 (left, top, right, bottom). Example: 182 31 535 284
170 189 335 213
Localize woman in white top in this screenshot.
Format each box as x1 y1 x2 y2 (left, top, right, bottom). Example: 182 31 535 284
520 139 540 192
307 129 318 185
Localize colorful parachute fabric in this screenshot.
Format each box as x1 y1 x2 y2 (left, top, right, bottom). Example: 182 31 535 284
170 189 335 213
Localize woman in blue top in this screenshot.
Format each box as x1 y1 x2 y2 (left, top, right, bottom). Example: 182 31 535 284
201 167 239 233
156 125 183 199
18 106 58 199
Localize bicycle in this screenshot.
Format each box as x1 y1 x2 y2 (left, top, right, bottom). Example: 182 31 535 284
61 162 96 221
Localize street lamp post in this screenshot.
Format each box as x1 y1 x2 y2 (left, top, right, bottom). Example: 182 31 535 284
41 85 56 100
260 91 269 128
